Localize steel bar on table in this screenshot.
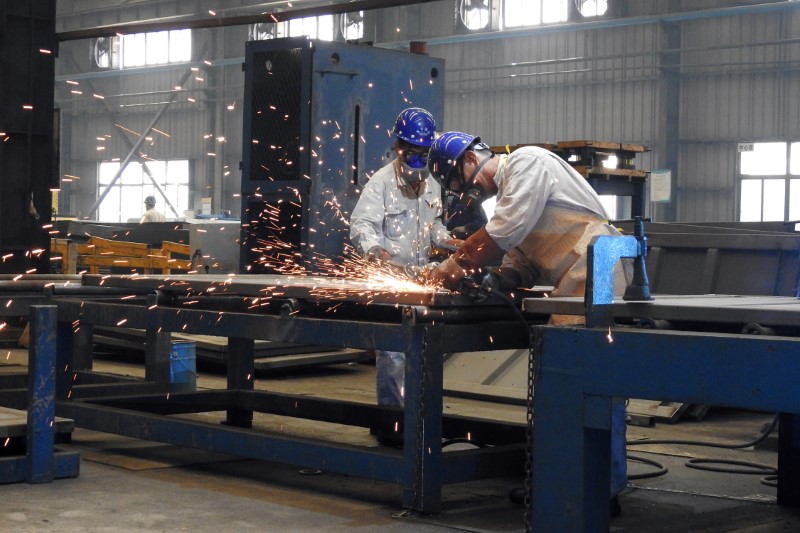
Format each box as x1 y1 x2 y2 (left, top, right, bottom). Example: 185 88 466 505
54 299 529 354
523 294 800 328
79 273 478 307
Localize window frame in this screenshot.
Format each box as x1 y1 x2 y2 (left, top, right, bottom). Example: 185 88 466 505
737 142 800 222
97 159 190 222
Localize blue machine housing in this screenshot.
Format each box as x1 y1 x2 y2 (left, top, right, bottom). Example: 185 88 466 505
239 37 445 273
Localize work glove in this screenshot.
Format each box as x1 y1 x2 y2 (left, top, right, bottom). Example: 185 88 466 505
458 271 500 302
366 245 392 263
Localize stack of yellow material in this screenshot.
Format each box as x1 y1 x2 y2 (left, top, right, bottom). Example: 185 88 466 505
50 236 192 275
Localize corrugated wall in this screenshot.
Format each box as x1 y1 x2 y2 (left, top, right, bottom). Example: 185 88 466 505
428 5 800 223
429 22 661 221
54 2 800 224
677 9 800 221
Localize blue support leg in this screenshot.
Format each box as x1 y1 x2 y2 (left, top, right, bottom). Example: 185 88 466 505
145 329 172 384
402 329 443 514
778 413 800 506
27 305 57 484
531 326 611 532
56 320 75 401
225 337 255 428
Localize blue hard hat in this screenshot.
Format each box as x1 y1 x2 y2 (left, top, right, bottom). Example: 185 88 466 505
427 131 478 187
392 108 435 147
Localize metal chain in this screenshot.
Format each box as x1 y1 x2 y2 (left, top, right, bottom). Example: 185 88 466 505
524 328 535 533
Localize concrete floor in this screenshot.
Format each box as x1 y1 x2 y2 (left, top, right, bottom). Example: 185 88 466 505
2 348 800 532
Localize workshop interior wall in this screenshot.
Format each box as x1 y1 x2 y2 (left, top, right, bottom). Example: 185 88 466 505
53 1 800 224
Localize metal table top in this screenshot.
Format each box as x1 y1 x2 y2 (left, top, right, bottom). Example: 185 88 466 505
522 294 800 327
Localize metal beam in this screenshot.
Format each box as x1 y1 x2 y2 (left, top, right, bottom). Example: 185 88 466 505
56 0 441 41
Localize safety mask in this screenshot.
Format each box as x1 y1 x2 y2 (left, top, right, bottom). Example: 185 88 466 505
399 160 429 185
462 183 488 211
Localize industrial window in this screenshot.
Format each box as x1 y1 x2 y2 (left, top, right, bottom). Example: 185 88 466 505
340 11 365 40
738 142 800 222
503 0 568 28
117 30 192 69
277 15 335 41
97 160 189 222
577 0 608 17
460 0 491 30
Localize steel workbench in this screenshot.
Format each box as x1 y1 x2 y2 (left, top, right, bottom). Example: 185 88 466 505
523 294 800 532
47 273 538 513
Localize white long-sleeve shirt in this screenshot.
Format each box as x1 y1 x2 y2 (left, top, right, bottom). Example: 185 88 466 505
487 146 624 294
349 160 450 266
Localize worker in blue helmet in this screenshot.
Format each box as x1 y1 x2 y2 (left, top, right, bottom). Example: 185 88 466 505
349 108 457 446
427 131 631 514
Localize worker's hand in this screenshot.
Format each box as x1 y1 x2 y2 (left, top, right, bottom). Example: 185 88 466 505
445 238 465 248
366 245 392 263
480 271 501 296
457 271 499 302
427 257 469 291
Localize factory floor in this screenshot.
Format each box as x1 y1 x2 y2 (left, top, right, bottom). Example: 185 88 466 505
2 348 800 532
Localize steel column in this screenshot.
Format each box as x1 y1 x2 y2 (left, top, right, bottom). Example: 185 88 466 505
225 337 254 428
145 329 172 384
27 305 57 483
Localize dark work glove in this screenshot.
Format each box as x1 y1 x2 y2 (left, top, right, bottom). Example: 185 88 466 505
480 271 502 297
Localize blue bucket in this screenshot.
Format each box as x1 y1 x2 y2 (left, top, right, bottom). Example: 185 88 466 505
170 341 197 390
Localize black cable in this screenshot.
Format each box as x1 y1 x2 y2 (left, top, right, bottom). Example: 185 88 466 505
762 474 778 487
488 289 530 335
627 454 668 480
626 413 779 483
626 413 779 450
685 458 776 476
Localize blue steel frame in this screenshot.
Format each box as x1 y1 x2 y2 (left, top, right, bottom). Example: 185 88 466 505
0 306 80 485
529 232 800 531
50 297 529 513
530 326 800 532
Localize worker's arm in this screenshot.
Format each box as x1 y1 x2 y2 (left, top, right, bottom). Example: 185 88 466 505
349 178 387 256
430 227 505 291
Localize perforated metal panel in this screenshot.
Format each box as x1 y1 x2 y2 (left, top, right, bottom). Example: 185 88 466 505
247 47 305 184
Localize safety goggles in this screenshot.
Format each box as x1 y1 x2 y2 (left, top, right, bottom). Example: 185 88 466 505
402 148 429 169
444 160 465 192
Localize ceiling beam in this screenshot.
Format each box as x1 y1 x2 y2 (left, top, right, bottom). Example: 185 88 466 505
57 0 439 41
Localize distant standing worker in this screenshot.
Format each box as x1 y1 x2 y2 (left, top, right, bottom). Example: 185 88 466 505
141 195 166 223
349 108 453 445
